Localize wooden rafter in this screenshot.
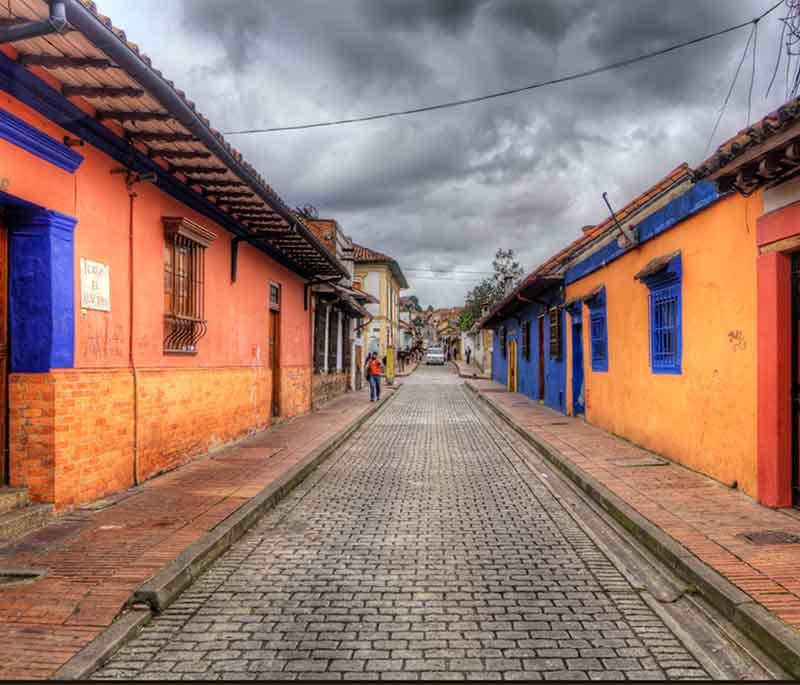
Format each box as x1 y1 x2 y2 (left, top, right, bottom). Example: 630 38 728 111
213 192 254 200
19 54 115 69
127 132 196 143
98 110 173 122
152 150 212 160
170 165 228 175
63 85 144 98
189 179 247 188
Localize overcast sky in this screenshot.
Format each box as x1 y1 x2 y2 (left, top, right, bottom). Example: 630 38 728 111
99 0 788 307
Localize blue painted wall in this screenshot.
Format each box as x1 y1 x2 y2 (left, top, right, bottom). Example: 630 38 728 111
490 289 566 414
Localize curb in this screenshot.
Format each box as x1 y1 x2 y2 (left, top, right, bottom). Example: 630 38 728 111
465 382 800 679
52 389 400 681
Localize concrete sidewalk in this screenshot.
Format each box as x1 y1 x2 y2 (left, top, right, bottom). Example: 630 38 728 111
0 386 395 680
466 377 800 676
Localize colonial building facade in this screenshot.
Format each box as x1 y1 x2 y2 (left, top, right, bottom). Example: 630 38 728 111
0 1 345 508
353 244 408 374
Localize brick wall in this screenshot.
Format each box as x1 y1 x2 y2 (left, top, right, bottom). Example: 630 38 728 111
136 366 272 482
9 373 56 503
312 371 350 409
9 365 280 509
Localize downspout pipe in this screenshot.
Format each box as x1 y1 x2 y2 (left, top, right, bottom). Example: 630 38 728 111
0 0 68 44
62 0 347 280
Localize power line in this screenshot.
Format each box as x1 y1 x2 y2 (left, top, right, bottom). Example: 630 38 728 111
223 0 783 136
705 24 755 156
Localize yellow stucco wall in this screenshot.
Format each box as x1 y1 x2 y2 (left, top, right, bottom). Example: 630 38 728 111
565 191 761 496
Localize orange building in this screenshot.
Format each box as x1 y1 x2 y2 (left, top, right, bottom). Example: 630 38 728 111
0 2 346 508
695 97 800 509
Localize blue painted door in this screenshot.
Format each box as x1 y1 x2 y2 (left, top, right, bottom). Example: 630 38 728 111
572 320 585 416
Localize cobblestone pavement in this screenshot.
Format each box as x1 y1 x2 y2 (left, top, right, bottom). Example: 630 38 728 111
96 367 740 681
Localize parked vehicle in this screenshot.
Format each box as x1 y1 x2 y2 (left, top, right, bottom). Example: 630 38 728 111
425 346 445 365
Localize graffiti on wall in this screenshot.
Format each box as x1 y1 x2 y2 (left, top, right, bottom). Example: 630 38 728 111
82 319 125 361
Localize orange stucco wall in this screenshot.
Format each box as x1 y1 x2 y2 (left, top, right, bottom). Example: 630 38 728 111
0 91 312 507
565 192 762 496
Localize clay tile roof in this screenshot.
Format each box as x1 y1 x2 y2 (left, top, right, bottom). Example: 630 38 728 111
3 0 346 278
476 164 691 330
353 244 395 263
352 243 409 289
695 97 800 180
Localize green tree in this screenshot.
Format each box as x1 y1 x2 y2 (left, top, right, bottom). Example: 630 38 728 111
462 248 524 324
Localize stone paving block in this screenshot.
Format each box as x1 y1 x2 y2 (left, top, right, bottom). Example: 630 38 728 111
95 376 710 682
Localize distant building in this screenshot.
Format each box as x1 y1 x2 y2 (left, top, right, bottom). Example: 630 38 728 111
353 244 409 366
305 219 376 407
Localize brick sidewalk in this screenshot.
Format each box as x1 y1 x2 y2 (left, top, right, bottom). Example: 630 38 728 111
467 378 800 633
453 359 490 378
0 386 389 680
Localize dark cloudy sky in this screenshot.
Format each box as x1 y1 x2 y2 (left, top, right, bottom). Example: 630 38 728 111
101 0 787 307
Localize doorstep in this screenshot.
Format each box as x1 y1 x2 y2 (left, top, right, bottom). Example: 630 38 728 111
466 378 800 678
0 385 396 680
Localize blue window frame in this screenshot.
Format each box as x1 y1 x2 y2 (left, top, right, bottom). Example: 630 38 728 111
585 288 608 372
638 252 682 374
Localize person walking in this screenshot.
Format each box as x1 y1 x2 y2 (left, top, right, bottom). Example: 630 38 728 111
365 352 383 402
466 346 472 365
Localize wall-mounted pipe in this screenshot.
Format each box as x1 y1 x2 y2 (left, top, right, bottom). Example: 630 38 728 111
0 0 68 44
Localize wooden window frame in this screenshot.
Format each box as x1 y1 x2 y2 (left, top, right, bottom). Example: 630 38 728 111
270 281 281 312
549 307 562 360
163 217 215 354
521 321 531 361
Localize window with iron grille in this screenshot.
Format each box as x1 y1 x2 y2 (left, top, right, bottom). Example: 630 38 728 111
586 288 608 372
650 283 681 373
521 321 531 361
549 308 562 360
163 217 215 354
327 306 338 372
500 326 507 359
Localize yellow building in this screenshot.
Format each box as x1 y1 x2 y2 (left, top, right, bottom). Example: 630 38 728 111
353 244 409 367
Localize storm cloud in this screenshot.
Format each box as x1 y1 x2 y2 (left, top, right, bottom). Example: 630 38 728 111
100 0 785 306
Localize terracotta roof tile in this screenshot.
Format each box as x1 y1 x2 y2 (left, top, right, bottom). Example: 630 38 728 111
695 97 800 179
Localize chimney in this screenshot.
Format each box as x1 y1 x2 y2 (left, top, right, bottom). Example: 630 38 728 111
503 275 514 293
582 224 594 234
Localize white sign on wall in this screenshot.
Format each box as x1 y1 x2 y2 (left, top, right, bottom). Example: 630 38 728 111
80 258 111 311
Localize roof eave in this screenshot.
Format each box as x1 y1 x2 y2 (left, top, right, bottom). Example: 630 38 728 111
63 0 347 279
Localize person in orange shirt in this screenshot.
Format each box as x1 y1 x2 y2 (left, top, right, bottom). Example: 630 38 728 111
365 352 384 402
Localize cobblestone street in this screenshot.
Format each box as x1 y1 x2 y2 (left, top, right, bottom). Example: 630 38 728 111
95 367 771 681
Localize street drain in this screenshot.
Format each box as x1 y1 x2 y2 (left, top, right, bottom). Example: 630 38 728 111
0 568 46 586
608 456 669 467
739 530 800 545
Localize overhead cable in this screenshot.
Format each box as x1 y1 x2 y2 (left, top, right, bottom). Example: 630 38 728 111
223 0 783 136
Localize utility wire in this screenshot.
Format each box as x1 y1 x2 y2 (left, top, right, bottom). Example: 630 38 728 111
705 24 755 156
748 19 759 124
224 0 783 136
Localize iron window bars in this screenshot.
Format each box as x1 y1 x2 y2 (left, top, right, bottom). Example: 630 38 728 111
636 252 682 374
163 217 216 354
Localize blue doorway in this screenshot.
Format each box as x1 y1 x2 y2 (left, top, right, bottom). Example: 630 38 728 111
572 318 585 416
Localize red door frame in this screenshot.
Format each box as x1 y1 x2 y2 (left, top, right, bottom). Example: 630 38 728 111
757 202 800 507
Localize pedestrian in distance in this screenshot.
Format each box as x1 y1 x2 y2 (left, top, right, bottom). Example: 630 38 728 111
466 346 472 365
365 351 383 402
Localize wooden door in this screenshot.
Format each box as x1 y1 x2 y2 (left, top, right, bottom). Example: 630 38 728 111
793 253 800 504
507 340 518 393
269 309 281 418
0 222 7 484
538 315 546 401
355 346 363 391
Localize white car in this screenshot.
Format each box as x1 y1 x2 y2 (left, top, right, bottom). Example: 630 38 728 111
425 346 446 365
